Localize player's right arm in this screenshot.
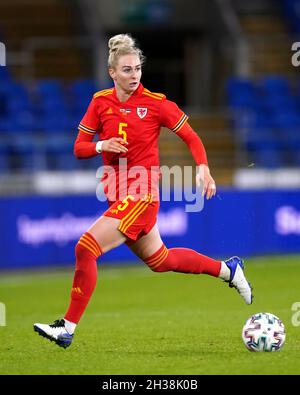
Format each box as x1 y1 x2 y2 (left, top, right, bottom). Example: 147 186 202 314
74 131 128 159
74 98 128 159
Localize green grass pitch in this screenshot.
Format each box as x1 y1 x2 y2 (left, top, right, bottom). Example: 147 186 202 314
0 255 300 375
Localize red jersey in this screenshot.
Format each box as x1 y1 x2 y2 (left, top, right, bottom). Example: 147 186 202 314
79 83 188 171
76 83 208 202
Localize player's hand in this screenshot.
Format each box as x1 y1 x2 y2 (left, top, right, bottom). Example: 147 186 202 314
101 138 128 154
196 164 216 200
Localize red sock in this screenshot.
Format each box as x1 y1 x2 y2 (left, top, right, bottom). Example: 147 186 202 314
145 245 221 277
64 232 102 324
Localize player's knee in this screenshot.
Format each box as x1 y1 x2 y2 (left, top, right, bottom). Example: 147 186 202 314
75 233 102 260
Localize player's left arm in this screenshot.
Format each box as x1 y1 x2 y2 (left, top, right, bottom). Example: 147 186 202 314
176 122 216 200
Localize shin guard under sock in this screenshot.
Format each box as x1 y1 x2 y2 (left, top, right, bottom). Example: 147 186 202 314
64 232 102 324
145 244 221 277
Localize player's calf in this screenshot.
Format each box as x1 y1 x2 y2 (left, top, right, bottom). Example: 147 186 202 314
144 246 253 305
144 245 221 277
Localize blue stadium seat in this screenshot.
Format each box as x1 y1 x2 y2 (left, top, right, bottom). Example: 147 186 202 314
258 76 297 114
273 111 300 129
10 134 37 172
36 79 70 121
226 74 300 168
67 114 81 134
280 0 300 34
0 66 11 82
294 79 300 105
254 111 275 129
36 79 63 97
246 126 276 147
293 148 300 165
226 77 255 95
2 82 37 135
69 78 98 97
252 148 282 168
264 94 297 113
270 111 300 166
45 133 78 170
40 110 72 133
243 112 283 168
228 91 257 109
68 78 100 118
226 77 257 109
259 75 291 96
0 77 108 172
0 116 9 132
0 81 10 117
40 97 68 112
0 140 10 173
247 132 283 168
1 114 35 135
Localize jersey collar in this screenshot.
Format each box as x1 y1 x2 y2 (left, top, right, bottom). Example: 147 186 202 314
113 83 144 104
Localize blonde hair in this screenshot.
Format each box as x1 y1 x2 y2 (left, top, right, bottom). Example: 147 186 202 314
108 34 145 69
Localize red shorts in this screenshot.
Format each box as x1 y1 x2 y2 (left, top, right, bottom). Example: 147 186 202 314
103 193 159 241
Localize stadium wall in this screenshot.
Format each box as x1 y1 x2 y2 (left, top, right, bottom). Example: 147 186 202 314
1 189 300 269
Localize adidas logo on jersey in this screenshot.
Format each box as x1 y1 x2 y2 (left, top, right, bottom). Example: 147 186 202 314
106 107 113 114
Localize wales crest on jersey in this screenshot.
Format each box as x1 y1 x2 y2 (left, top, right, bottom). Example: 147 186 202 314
137 107 148 119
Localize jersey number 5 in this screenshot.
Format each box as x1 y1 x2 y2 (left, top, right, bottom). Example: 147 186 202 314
117 195 134 211
118 123 128 142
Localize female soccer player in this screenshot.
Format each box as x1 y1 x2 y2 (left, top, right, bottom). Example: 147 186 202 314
34 34 253 348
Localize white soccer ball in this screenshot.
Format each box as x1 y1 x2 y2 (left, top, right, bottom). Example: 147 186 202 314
242 312 286 352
